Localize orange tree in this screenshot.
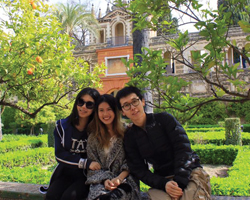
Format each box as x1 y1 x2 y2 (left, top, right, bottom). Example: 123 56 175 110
117 0 250 123
0 0 104 135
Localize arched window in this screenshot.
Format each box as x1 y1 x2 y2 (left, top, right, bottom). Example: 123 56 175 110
115 23 124 45
99 30 105 43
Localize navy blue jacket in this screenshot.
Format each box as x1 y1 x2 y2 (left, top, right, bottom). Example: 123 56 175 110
39 118 91 194
123 112 201 191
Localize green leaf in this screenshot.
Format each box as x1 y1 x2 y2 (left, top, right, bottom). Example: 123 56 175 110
238 21 250 33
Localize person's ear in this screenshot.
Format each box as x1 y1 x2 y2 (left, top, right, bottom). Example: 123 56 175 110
122 110 126 116
142 98 145 106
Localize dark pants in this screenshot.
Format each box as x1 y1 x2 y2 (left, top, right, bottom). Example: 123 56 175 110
45 169 88 200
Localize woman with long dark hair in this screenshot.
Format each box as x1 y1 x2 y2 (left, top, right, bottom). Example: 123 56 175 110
86 94 142 200
40 87 101 200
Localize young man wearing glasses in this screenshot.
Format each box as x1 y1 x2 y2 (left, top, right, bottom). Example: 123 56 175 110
116 86 211 200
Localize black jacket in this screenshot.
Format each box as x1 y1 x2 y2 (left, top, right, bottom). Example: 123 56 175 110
123 112 201 191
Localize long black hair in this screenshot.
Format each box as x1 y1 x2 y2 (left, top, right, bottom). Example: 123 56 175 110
68 87 100 125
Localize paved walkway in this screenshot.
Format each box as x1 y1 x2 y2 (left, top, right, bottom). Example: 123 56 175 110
212 196 250 200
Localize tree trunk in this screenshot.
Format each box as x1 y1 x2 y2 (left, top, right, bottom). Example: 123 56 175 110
0 106 2 141
132 20 153 113
30 125 35 135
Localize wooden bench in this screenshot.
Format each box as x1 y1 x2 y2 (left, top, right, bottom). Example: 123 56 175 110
0 182 45 200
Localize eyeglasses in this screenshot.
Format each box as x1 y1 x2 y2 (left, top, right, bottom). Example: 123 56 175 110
121 98 140 111
77 99 95 109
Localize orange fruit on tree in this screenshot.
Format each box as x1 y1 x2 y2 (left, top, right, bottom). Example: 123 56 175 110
31 2 37 9
36 56 43 63
29 0 34 4
27 68 33 75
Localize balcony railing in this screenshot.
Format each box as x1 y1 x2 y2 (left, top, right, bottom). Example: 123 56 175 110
107 36 129 47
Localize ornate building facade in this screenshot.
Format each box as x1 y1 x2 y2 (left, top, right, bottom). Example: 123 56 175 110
74 3 250 96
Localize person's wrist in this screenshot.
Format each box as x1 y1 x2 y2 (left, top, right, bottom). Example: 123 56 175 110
117 176 124 182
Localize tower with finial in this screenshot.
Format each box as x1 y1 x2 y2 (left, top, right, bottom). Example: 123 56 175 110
106 3 110 14
91 4 95 18
98 8 101 19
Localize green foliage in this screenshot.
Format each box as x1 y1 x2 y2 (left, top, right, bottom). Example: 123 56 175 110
47 121 56 147
187 127 225 132
187 131 250 145
118 0 250 123
0 135 55 184
243 124 250 132
1 107 16 131
0 147 54 168
0 0 104 118
0 165 53 185
1 132 250 196
53 2 100 46
188 124 220 128
227 101 250 123
192 144 238 165
211 147 250 196
163 100 250 125
225 118 242 145
218 0 250 25
218 121 225 127
0 135 47 153
1 99 72 135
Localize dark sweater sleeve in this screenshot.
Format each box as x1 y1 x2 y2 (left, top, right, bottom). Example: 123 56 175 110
54 122 81 169
124 130 170 191
159 112 195 190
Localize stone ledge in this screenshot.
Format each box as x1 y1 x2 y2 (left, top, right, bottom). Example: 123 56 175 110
0 182 45 200
0 182 250 200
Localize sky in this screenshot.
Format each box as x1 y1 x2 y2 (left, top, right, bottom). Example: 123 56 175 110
48 0 108 14
0 0 217 33
47 0 217 33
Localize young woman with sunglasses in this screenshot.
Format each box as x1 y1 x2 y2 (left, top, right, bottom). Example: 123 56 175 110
40 87 101 200
85 94 144 200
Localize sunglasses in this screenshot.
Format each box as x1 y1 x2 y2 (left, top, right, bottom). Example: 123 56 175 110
77 99 95 109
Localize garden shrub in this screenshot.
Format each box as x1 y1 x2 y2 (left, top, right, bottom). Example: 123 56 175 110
1 107 17 134
0 165 53 185
225 118 242 146
211 147 250 196
188 131 225 145
188 100 228 125
192 144 238 165
46 121 56 147
243 124 250 133
188 124 220 128
227 101 250 123
0 147 54 168
0 134 30 142
0 135 47 153
186 127 224 132
218 121 225 127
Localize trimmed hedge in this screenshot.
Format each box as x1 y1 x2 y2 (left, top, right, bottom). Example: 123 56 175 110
192 144 238 165
1 134 32 142
188 124 220 128
188 131 250 145
211 147 250 196
187 127 224 132
0 165 54 185
0 135 47 153
0 147 54 168
243 124 250 132
225 118 242 146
